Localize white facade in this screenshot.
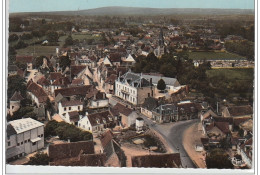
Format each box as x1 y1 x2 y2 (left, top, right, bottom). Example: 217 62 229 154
58 102 83 122
136 118 144 131
90 99 109 108
6 118 44 160
115 81 138 105
28 92 40 107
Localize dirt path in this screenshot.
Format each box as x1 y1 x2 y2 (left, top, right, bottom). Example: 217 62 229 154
182 122 207 168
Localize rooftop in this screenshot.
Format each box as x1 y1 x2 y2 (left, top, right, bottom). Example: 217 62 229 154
8 118 44 134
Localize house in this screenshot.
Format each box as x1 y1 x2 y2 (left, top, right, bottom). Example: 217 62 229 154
78 111 117 133
6 118 44 162
103 56 112 66
121 54 136 66
9 91 24 116
115 71 155 105
16 55 33 70
48 141 106 166
109 53 122 66
86 90 109 109
222 105 253 118
50 76 70 95
104 74 117 94
204 121 230 144
238 138 252 168
111 103 138 127
54 85 94 101
152 104 177 123
200 109 218 122
131 153 182 168
141 97 159 118
100 130 118 161
177 101 202 120
27 80 49 107
142 74 180 91
58 100 83 124
49 72 62 84
37 76 51 94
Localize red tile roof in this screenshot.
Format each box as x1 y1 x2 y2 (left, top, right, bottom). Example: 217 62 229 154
105 74 117 84
54 85 93 97
49 72 62 81
131 153 182 168
27 81 48 103
87 111 113 127
61 100 83 107
214 122 230 134
227 105 253 117
71 65 86 77
68 111 80 122
111 103 133 116
100 130 114 148
48 141 95 161
52 77 70 86
37 77 50 86
71 78 84 85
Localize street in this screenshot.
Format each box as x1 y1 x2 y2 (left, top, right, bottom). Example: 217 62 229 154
139 113 198 168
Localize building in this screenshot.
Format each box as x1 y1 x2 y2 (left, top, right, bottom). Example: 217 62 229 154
115 71 155 105
222 105 253 118
9 91 24 116
27 80 49 107
141 97 159 118
152 104 177 123
6 118 44 162
58 100 83 124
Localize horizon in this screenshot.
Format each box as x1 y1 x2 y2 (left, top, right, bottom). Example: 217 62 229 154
9 0 254 13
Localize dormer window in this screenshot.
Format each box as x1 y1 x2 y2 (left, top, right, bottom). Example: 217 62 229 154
108 116 113 121
96 119 100 124
103 119 106 124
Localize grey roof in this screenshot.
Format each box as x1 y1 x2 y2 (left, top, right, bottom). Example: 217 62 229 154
142 97 159 111
7 124 17 137
142 74 179 86
154 104 177 114
119 72 150 88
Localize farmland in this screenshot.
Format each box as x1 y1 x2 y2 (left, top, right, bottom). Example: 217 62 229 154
188 51 246 60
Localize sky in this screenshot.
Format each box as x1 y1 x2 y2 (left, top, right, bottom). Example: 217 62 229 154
9 0 254 13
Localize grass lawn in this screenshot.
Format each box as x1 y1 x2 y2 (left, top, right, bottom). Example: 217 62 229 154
188 51 245 60
16 45 57 56
206 68 254 81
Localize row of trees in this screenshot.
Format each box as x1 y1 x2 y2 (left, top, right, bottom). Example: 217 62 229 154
44 120 93 142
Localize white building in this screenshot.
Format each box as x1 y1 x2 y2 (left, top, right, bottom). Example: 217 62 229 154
6 118 44 161
58 100 83 123
115 71 154 105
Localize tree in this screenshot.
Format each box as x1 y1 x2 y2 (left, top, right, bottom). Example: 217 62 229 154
64 35 74 47
157 79 166 92
9 34 19 42
58 56 71 71
8 75 26 100
15 40 28 49
33 56 48 69
46 30 59 42
26 152 50 165
206 148 234 169
44 120 59 138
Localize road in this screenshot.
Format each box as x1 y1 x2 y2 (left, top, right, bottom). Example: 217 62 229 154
139 113 198 168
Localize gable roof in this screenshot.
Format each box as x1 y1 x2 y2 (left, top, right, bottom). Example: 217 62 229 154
105 74 117 84
71 78 84 85
27 81 48 103
111 103 133 116
142 74 179 86
100 130 114 148
87 111 113 127
10 91 24 101
214 122 230 134
37 77 50 86
109 53 121 62
68 111 80 122
7 124 17 136
49 72 62 81
119 72 150 88
71 65 86 78
202 109 218 120
131 153 182 168
52 77 70 86
227 105 253 117
54 85 93 97
142 97 159 110
48 141 95 161
61 100 83 107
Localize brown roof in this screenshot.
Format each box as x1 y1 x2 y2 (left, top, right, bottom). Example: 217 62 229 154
214 122 230 134
213 116 233 125
131 153 182 168
48 141 95 161
100 130 114 148
105 74 117 84
71 78 84 85
233 117 252 127
86 88 99 99
177 102 202 113
227 105 253 117
50 153 106 166
111 103 133 116
54 85 93 97
17 69 24 77
87 111 113 127
27 81 48 103
61 100 83 107
10 91 24 101
37 77 50 86
16 55 33 63
71 65 86 77
109 53 121 62
49 72 62 81
68 111 80 122
52 77 70 86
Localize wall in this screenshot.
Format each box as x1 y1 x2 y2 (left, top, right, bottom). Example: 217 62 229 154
115 81 138 105
90 99 109 108
141 107 153 118
58 102 83 117
137 86 155 105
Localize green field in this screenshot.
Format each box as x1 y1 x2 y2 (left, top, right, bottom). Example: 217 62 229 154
188 51 246 60
206 68 254 81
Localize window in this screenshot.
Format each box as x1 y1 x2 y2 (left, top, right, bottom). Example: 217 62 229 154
7 135 10 140
28 139 30 142
83 125 85 128
97 102 99 107
64 107 67 111
88 127 90 130
12 106 14 109
32 142 36 146
21 141 23 145
25 140 27 143
78 106 80 110
41 134 43 137
69 107 71 110
17 143 20 146
38 135 41 137
8 142 10 146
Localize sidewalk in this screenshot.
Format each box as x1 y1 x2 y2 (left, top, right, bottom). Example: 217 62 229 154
182 122 207 168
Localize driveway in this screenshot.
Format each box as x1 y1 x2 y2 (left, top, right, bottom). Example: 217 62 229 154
139 113 198 168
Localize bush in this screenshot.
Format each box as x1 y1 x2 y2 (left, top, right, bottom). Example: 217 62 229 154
26 152 50 165
206 148 234 169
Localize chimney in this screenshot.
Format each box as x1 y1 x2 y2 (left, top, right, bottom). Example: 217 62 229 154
103 93 106 99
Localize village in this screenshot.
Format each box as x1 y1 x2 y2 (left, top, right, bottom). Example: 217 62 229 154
6 12 253 169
